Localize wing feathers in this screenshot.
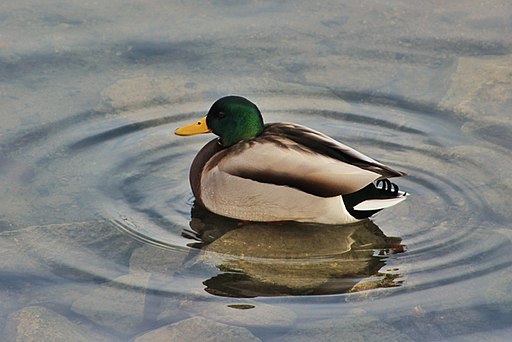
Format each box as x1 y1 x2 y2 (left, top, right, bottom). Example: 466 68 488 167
265 123 406 178
218 133 384 197
206 122 406 198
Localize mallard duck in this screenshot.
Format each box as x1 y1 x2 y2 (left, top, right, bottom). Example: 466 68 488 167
175 96 407 224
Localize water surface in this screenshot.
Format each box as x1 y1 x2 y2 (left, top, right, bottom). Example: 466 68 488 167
1 1 512 341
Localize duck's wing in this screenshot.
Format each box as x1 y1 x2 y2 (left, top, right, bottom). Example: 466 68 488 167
266 123 406 178
213 123 406 198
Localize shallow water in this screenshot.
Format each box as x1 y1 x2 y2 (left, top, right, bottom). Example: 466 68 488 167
1 1 512 341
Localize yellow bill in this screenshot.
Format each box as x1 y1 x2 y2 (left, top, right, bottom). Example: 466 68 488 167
175 116 211 136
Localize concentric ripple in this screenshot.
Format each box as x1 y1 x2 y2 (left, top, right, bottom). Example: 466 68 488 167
1 86 510 304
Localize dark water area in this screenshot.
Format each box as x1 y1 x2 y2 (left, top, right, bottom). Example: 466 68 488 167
1 1 512 341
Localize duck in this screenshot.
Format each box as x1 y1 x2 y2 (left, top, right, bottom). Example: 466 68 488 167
175 96 407 225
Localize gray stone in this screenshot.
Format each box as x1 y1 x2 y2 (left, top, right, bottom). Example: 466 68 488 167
21 283 99 310
439 55 512 219
274 313 413 342
0 291 23 338
129 244 188 274
390 307 497 341
0 230 56 277
101 76 204 113
71 273 151 334
133 316 261 342
3 306 112 342
485 271 512 314
156 296 190 323
441 55 512 121
181 300 296 329
0 221 138 282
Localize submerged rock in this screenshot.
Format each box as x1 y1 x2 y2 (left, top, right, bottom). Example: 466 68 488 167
390 307 497 341
3 306 111 342
156 296 190 323
439 55 512 221
441 55 512 123
180 300 296 329
71 273 151 334
274 312 413 342
129 244 188 274
21 283 100 310
0 233 55 277
0 221 139 282
101 76 203 113
133 316 261 342
485 270 512 314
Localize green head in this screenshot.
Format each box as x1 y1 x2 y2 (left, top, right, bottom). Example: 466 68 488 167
206 96 264 147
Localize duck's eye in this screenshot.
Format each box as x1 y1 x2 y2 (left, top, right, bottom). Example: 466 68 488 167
217 111 226 118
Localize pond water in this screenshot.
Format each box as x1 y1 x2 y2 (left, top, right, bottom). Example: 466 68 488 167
1 1 512 341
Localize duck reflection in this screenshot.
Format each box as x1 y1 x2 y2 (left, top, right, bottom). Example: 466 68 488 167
183 205 405 298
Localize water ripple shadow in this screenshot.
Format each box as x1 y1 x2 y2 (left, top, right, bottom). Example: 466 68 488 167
67 113 195 150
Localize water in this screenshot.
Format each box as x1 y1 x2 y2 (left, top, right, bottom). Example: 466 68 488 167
1 1 512 341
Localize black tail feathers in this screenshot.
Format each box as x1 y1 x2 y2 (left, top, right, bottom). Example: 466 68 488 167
343 179 404 219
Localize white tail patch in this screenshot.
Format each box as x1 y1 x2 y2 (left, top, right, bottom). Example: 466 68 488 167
353 193 408 211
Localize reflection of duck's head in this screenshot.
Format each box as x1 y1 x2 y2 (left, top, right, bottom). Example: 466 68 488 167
184 205 405 297
175 96 408 225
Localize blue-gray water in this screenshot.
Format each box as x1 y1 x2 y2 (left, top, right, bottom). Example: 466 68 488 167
1 1 512 341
